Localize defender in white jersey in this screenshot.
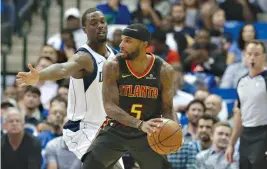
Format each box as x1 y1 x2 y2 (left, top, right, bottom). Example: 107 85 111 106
16 8 124 169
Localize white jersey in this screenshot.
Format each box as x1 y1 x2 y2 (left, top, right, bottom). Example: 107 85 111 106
62 44 125 168
67 44 116 127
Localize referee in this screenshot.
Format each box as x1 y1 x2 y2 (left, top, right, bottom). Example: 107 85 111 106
225 40 267 169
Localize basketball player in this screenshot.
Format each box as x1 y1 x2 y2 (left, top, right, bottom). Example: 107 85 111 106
82 24 179 169
16 8 124 169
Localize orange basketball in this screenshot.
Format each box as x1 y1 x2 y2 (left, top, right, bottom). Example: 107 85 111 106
147 118 183 155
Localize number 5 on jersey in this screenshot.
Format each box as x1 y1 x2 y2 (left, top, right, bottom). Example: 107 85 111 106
130 104 143 120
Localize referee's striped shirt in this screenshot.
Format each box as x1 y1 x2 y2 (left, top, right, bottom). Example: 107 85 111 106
237 70 267 127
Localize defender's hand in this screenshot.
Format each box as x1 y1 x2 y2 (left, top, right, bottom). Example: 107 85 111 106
16 64 40 87
140 118 163 136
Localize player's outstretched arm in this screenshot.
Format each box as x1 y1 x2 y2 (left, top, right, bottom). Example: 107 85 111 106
160 62 179 123
16 51 94 86
102 59 142 129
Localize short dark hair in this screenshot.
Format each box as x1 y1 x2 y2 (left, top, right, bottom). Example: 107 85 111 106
186 99 206 112
245 39 266 53
50 95 67 107
199 114 219 125
24 86 41 96
82 8 101 27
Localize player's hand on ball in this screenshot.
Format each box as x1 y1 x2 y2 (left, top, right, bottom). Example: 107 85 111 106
16 64 40 87
225 145 234 163
140 118 163 136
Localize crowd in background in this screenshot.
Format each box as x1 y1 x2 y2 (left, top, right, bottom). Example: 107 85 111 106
1 0 267 169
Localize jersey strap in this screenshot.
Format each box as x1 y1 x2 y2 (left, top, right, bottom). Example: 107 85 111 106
75 47 98 92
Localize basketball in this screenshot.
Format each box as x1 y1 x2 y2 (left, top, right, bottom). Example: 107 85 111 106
147 118 183 155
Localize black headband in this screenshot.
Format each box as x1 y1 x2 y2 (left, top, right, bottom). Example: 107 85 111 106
122 27 150 42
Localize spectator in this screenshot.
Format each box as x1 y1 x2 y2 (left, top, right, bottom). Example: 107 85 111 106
57 84 69 101
182 0 200 28
171 3 195 38
220 0 255 22
227 23 257 65
45 136 82 169
4 86 17 101
46 96 67 136
172 63 194 115
36 121 56 150
47 8 87 50
146 29 180 65
205 94 228 121
182 29 217 73
166 3 195 54
199 1 218 30
183 99 206 140
160 15 173 33
194 89 210 101
39 45 58 63
108 28 122 51
196 114 219 152
220 24 256 88
1 108 42 169
34 57 59 109
97 0 131 25
196 122 239 169
21 86 43 135
168 140 198 169
206 36 230 77
209 8 229 48
131 0 162 32
59 28 76 61
1 101 15 134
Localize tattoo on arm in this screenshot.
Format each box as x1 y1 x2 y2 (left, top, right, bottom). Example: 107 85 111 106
39 51 94 81
160 62 179 122
102 59 141 128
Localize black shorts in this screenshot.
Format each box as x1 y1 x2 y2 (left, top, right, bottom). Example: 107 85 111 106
82 119 171 169
239 125 267 169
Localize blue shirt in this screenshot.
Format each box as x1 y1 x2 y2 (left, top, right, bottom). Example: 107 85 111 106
97 3 131 25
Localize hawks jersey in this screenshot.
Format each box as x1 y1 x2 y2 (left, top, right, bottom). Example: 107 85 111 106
117 54 163 121
67 44 116 127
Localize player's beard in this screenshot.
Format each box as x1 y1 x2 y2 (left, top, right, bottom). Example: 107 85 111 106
96 36 107 43
199 132 211 142
122 48 140 60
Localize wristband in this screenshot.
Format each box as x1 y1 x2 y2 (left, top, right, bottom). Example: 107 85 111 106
137 120 144 130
